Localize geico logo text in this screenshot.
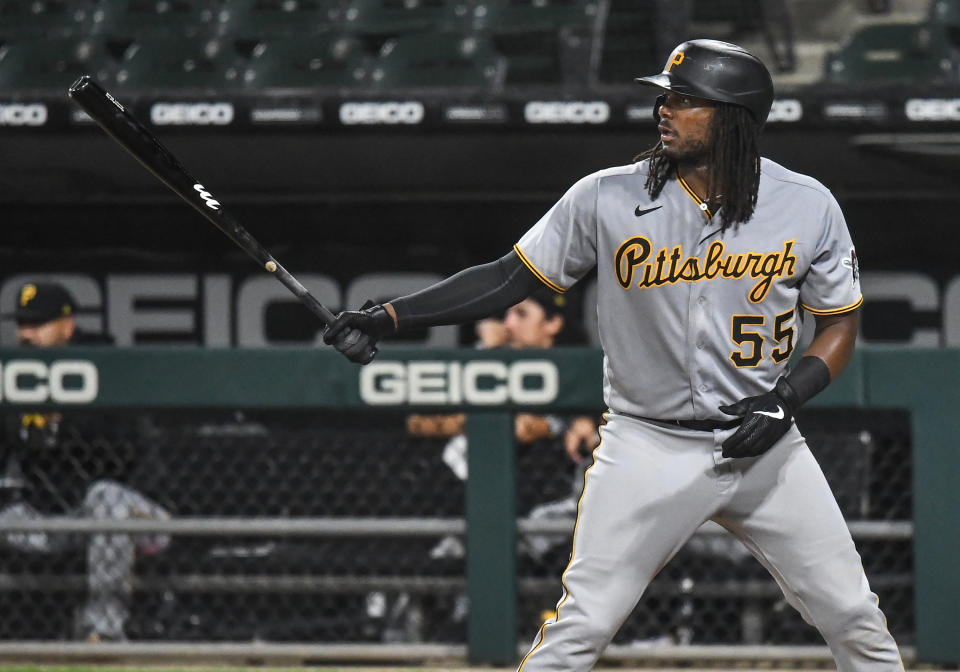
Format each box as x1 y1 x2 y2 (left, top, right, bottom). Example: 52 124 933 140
0 104 48 126
151 103 234 125
339 102 425 125
905 99 960 121
0 360 99 404
360 360 559 405
766 99 803 123
524 101 610 124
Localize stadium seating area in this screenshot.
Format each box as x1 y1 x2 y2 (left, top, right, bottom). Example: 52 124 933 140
0 0 956 95
824 0 960 84
0 0 604 94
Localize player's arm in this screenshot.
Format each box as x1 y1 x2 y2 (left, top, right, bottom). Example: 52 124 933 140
323 250 542 363
719 309 860 459
799 310 859 380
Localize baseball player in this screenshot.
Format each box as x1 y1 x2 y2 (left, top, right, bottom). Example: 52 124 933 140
1 282 171 642
324 40 902 671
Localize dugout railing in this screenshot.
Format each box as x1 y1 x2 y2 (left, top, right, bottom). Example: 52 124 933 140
0 346 956 667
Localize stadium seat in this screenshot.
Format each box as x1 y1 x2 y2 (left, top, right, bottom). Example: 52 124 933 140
930 0 960 24
243 35 371 89
216 0 342 40
470 0 602 86
114 36 245 92
341 0 473 37
0 37 112 95
88 0 219 42
0 0 93 41
929 0 960 55
824 22 954 84
370 32 506 90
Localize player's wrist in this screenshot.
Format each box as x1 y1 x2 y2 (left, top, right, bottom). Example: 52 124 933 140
365 304 397 337
781 356 831 410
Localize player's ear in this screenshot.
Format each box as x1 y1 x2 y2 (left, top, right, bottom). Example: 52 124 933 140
545 314 564 339
60 317 77 344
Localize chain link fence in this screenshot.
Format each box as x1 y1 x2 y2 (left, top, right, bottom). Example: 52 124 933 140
0 404 913 653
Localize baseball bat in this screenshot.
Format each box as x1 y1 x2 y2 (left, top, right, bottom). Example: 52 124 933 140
67 75 338 330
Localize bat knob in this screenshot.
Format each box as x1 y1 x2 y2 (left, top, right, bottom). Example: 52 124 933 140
361 345 378 365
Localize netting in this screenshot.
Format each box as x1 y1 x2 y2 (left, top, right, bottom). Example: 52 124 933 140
0 407 912 648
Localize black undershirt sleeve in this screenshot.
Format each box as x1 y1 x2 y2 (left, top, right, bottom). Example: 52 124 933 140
390 250 544 331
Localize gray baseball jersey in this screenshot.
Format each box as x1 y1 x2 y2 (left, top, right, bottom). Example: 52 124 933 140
514 159 902 672
515 157 862 420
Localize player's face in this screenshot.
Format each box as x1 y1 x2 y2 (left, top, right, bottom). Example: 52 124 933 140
17 317 74 347
503 300 562 349
657 92 716 162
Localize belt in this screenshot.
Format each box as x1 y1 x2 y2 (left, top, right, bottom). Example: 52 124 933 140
642 417 742 431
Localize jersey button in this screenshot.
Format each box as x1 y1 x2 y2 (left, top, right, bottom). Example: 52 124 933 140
696 342 705 349
698 296 706 305
698 384 708 392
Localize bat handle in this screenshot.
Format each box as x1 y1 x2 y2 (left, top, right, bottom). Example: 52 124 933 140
270 262 337 326
301 292 338 326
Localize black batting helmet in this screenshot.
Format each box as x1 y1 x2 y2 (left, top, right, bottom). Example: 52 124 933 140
636 39 774 124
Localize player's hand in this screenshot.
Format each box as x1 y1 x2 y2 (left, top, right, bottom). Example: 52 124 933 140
564 416 600 463
322 300 395 365
515 414 551 444
718 378 797 458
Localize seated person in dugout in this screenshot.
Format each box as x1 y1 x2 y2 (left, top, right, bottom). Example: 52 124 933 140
0 281 171 642
407 287 601 562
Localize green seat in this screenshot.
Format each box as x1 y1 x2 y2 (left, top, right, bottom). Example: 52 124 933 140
243 35 371 89
89 0 219 41
470 0 601 85
216 0 342 40
0 37 112 95
341 0 473 36
370 32 505 89
114 36 245 92
930 0 960 25
824 22 953 84
0 0 92 41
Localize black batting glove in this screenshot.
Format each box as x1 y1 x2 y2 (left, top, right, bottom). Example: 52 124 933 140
718 377 800 458
322 300 396 365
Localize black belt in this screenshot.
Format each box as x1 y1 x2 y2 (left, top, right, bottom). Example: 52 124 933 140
641 417 742 431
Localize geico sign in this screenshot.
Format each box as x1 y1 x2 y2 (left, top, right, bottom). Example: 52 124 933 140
151 103 234 125
0 103 48 126
0 360 98 404
766 99 803 123
905 98 960 121
339 102 425 125
360 359 559 405
524 101 609 124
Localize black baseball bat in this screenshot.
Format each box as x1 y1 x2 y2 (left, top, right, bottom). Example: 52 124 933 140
67 75 338 330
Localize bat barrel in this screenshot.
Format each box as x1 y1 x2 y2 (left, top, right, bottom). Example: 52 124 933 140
68 75 340 331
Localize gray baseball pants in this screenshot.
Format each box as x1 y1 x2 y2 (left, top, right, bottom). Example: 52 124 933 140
517 412 903 672
0 479 170 640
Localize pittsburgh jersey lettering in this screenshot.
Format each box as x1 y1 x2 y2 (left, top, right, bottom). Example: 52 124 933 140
616 238 797 303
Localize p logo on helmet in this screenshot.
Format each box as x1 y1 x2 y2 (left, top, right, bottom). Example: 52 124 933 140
667 51 685 72
19 284 37 307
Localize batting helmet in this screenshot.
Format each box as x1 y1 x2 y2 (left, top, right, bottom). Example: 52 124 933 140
636 39 774 124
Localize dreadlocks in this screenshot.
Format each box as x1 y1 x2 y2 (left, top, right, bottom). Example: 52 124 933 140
636 103 762 231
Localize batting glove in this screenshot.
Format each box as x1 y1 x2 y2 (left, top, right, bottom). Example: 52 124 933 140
322 300 396 365
717 377 800 458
